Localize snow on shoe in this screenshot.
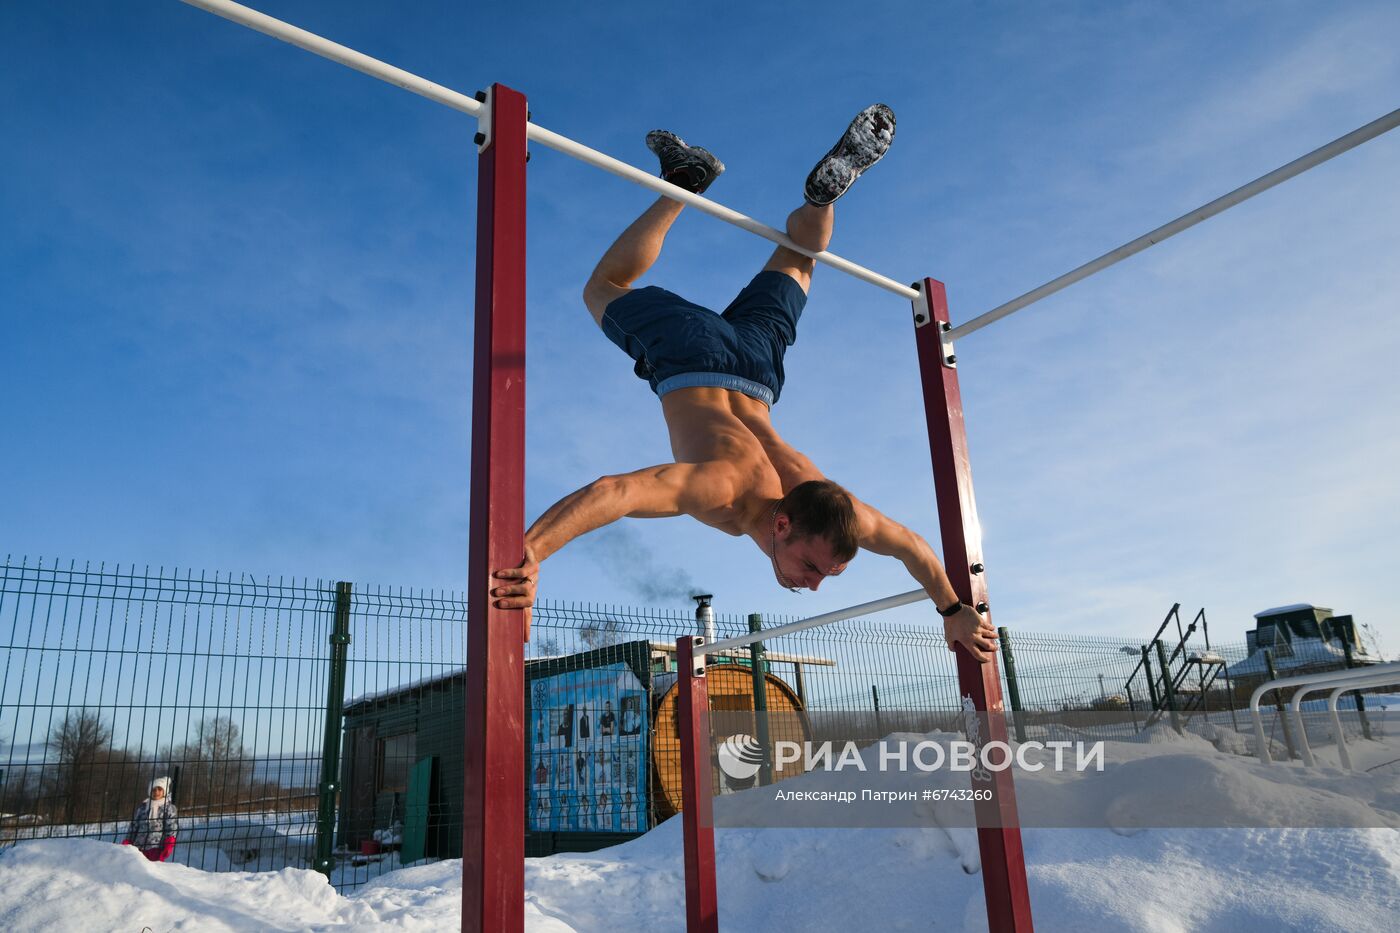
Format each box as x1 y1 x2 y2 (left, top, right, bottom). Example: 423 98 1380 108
803 103 896 206
646 130 725 194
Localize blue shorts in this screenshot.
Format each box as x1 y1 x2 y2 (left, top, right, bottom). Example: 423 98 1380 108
600 271 807 407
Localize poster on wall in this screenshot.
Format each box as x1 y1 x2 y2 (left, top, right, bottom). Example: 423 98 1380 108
529 661 647 833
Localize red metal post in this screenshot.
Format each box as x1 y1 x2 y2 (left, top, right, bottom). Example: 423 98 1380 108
676 635 719 933
913 278 1034 931
462 83 529 933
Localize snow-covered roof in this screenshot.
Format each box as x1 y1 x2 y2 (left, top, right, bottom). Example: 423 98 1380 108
345 668 464 709
1254 603 1331 619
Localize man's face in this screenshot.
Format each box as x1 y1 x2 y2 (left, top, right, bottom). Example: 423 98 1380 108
772 523 849 591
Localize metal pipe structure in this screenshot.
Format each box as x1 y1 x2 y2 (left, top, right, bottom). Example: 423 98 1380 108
948 107 1400 341
1325 674 1398 771
178 0 917 300
167 7 1394 932
1288 668 1400 767
697 589 928 656
1250 661 1400 765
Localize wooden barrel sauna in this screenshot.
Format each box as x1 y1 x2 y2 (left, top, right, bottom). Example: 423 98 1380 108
650 663 812 819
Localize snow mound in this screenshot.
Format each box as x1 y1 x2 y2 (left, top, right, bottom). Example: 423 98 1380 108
2 730 1399 931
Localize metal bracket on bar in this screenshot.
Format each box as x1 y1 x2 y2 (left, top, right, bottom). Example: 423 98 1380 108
911 282 934 329
473 88 492 153
690 637 706 677
912 282 956 367
938 321 957 369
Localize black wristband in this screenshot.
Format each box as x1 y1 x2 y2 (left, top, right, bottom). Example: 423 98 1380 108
937 600 964 617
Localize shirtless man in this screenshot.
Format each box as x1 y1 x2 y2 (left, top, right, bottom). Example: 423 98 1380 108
492 105 998 661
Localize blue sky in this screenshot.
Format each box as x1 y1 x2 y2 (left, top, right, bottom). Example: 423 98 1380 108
2 0 1397 649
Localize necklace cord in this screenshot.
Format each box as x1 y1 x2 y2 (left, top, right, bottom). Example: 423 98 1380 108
770 499 801 593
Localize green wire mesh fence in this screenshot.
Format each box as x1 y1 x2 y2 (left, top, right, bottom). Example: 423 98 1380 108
2 557 1388 890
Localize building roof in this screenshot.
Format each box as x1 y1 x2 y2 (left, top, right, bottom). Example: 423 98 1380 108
1254 604 1332 619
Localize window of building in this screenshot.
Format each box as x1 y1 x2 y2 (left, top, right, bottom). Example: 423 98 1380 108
377 732 416 793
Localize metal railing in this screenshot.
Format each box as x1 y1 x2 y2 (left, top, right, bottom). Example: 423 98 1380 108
1250 663 1400 767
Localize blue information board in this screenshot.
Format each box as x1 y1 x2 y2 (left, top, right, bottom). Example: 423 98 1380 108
528 661 648 832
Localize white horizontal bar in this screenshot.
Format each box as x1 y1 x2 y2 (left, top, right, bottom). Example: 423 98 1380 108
179 0 918 301
524 125 918 299
648 642 838 667
697 589 929 657
179 0 484 118
949 107 1400 341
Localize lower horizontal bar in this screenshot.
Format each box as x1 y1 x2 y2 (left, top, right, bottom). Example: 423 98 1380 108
696 589 928 656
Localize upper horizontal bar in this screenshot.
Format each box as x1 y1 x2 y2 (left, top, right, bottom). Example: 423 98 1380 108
180 0 487 118
179 0 920 301
949 107 1400 341
525 125 918 298
697 589 929 656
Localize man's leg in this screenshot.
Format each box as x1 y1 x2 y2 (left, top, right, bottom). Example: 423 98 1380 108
760 103 894 295
761 202 833 295
583 131 724 326
582 196 685 326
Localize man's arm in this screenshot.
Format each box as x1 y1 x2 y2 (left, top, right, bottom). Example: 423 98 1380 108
491 460 741 631
852 498 999 662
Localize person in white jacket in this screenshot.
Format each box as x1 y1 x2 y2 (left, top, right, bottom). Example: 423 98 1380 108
121 775 179 862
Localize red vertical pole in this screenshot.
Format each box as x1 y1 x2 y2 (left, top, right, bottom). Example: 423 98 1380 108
913 278 1034 932
462 83 528 933
676 636 719 932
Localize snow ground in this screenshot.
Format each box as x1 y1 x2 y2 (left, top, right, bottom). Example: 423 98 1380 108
2 727 1398 932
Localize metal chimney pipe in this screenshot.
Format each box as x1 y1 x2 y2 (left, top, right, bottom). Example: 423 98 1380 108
693 594 715 645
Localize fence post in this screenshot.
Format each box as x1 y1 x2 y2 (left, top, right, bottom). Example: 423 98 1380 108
997 627 1028 743
1154 640 1181 734
747 614 773 786
871 684 884 740
1140 646 1159 711
1262 649 1297 760
314 581 353 878
1342 637 1373 740
1219 660 1240 733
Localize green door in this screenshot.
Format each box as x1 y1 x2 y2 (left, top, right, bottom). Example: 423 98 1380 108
400 756 436 864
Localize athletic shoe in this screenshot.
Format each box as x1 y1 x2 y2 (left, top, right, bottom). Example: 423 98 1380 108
646 130 725 195
803 104 896 206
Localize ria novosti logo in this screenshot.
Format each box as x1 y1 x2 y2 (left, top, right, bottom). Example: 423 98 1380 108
715 733 1105 779
716 733 766 785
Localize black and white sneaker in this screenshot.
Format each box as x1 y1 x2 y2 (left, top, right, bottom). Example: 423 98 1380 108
803 104 896 206
646 130 725 195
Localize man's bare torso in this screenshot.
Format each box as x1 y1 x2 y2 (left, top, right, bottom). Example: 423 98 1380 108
659 386 822 538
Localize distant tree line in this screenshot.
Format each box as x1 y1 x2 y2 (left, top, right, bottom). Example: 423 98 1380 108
1 710 302 829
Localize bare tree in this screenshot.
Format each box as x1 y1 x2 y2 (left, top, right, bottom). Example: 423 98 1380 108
44 710 113 824
164 715 252 810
